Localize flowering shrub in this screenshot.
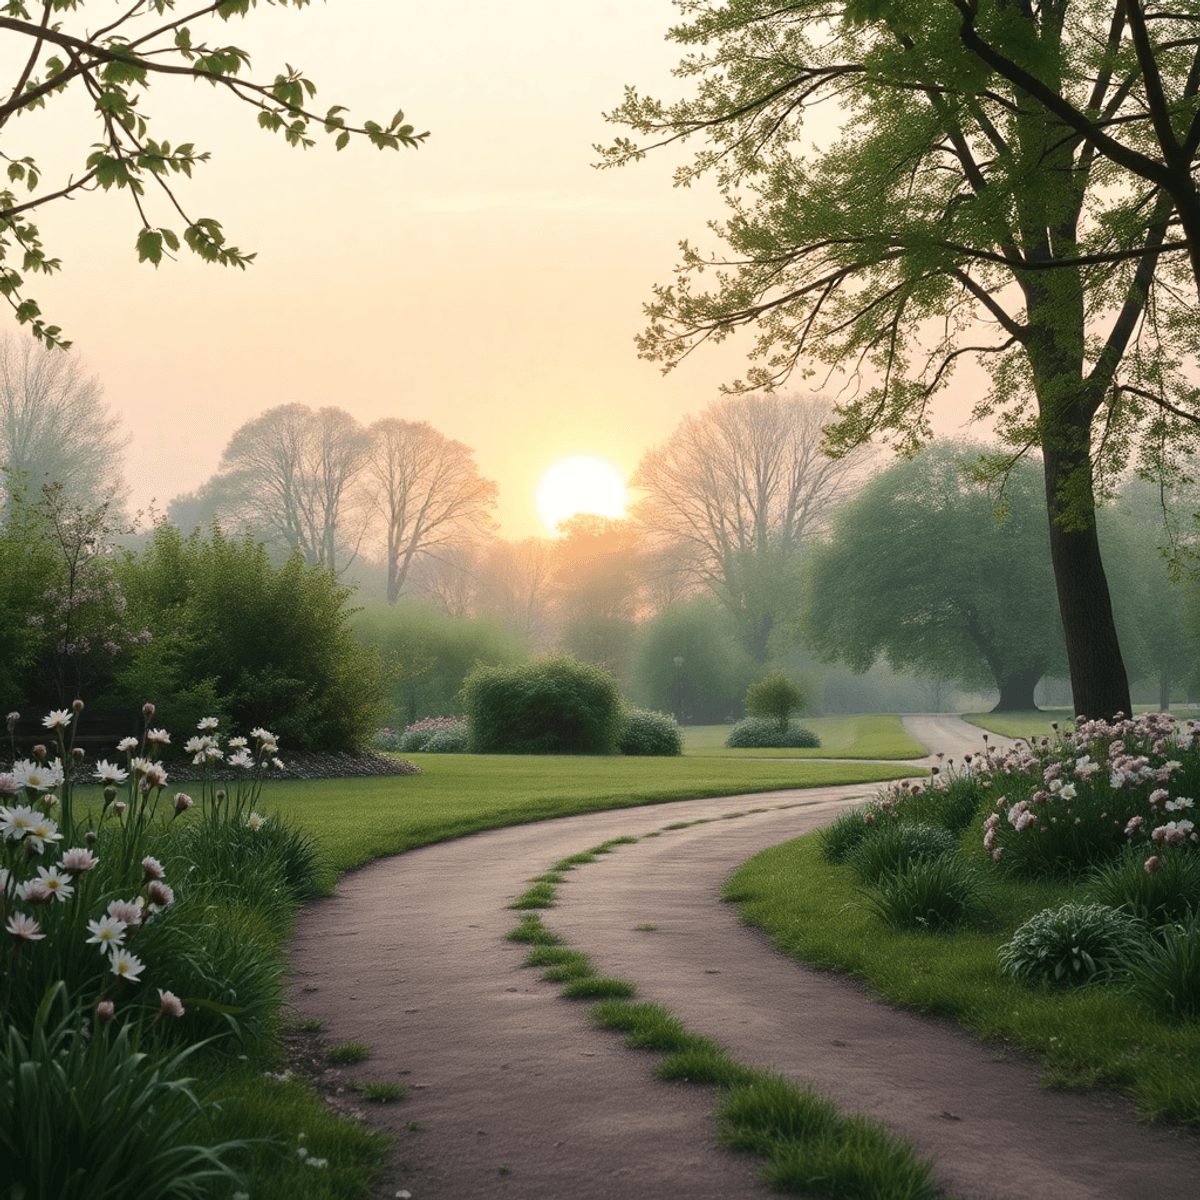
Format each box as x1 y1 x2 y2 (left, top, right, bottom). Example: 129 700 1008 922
397 715 463 753
971 712 1200 880
424 722 470 753
371 726 403 752
617 708 683 756
998 902 1146 988
725 717 820 749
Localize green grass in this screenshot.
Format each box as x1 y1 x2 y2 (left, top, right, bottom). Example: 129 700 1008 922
251 754 918 877
510 839 939 1199
724 833 1200 1123
325 1042 371 1066
347 1079 408 1103
681 715 928 759
208 1067 394 1200
960 709 1076 740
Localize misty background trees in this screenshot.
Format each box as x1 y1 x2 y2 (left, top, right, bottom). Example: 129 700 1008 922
5 324 1200 734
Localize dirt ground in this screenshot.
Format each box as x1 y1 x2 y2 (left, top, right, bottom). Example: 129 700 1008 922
286 717 1200 1199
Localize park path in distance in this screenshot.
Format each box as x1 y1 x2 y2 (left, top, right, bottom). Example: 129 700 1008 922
287 716 1200 1200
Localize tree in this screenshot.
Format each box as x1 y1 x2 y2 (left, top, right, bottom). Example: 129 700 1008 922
629 597 758 724
804 443 1067 711
0 1 425 347
473 536 556 649
745 670 807 733
202 403 370 573
631 393 874 661
604 2 1197 718
0 334 128 512
362 418 498 605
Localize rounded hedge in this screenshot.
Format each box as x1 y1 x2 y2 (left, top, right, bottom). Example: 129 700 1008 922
461 656 624 754
725 717 820 749
617 708 683 756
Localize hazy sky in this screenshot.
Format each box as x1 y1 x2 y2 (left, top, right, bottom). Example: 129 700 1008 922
18 1 978 538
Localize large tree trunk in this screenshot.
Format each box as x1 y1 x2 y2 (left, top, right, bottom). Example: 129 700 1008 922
1042 446 1131 720
992 666 1044 712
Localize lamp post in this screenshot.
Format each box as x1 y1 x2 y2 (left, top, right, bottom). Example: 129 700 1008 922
674 655 684 725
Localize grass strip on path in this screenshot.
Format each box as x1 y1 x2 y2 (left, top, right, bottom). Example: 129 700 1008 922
258 755 920 877
504 825 940 1199
682 715 928 760
724 833 1200 1125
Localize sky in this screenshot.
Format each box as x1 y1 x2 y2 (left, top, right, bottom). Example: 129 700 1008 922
13 1 977 538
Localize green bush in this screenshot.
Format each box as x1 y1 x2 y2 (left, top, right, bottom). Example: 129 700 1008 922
861 857 987 933
846 821 957 884
819 806 874 864
726 717 820 749
112 525 387 751
1088 846 1200 926
461 656 624 754
998 902 1145 988
424 722 469 753
617 708 683 756
1128 916 1200 1021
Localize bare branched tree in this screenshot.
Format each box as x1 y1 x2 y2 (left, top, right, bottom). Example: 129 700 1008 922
363 419 498 605
0 334 129 513
631 393 875 659
211 403 370 573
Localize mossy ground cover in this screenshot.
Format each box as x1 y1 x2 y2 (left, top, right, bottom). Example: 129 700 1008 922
724 834 1200 1124
254 754 921 876
681 715 927 760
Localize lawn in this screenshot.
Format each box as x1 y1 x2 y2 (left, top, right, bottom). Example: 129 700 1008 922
725 830 1200 1126
960 708 1076 740
259 753 924 875
681 714 927 759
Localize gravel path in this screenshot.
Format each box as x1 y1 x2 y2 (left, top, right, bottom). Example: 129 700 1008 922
287 716 1200 1199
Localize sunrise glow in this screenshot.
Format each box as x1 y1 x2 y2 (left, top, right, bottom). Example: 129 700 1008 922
535 454 628 534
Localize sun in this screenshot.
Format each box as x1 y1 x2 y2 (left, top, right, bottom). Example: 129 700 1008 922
535 454 628 534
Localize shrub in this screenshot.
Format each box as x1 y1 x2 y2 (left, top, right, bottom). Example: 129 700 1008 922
726 717 820 749
1088 846 1200 925
973 711 1200 880
371 727 403 752
113 525 388 751
846 822 957 885
819 806 874 864
861 857 986 933
617 708 682 756
1128 916 1200 1021
461 656 624 754
424 722 469 753
745 670 806 732
998 902 1145 988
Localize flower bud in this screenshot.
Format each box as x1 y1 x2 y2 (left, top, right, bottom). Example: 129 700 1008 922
85 829 97 845
32 744 46 762
72 699 84 714
72 747 85 762
96 1000 115 1023
142 702 155 718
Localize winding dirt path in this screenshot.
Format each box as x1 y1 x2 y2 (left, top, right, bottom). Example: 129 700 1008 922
287 717 1200 1199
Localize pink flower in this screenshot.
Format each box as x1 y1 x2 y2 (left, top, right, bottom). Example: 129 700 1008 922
61 847 99 875
107 899 143 927
6 912 44 941
1144 856 1163 874
96 1000 115 1023
141 856 165 882
158 990 185 1019
174 792 194 813
1125 815 1144 835
146 880 174 909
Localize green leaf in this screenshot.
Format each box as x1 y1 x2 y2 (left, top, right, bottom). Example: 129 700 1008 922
136 228 163 265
